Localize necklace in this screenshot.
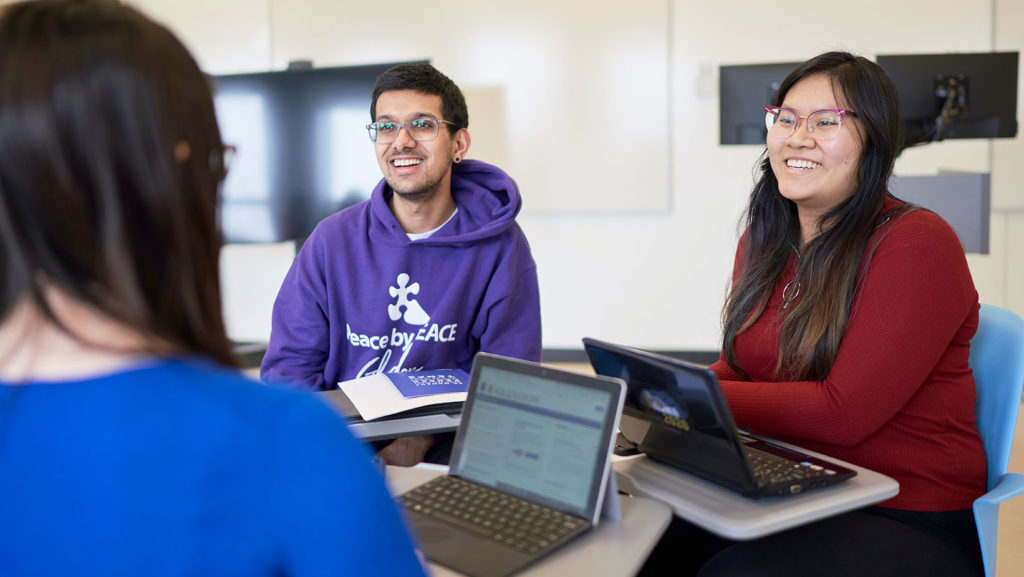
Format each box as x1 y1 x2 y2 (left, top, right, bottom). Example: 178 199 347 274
780 244 802 311
781 279 801 311
778 211 895 312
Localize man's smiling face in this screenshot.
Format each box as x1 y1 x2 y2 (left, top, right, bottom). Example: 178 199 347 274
373 89 459 204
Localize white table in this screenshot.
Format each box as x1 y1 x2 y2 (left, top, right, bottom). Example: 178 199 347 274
387 465 673 577
613 450 899 541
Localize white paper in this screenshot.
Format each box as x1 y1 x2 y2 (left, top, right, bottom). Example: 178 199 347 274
338 373 467 421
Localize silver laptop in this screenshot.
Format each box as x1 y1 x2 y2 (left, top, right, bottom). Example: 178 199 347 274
400 353 626 577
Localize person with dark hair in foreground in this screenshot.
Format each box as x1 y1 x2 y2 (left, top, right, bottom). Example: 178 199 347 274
642 51 985 577
261 62 542 466
0 1 425 575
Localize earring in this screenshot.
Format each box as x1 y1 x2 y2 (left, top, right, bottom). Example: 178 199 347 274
454 156 462 163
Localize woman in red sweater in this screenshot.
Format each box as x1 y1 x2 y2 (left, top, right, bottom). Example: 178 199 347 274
645 52 986 576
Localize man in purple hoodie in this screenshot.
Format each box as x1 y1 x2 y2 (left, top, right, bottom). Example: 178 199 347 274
261 63 542 465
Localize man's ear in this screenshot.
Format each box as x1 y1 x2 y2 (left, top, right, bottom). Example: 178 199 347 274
452 128 471 162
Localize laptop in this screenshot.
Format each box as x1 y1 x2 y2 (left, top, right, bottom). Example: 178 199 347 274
400 352 626 577
583 338 856 499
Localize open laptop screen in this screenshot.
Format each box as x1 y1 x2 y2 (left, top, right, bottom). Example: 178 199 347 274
449 358 620 520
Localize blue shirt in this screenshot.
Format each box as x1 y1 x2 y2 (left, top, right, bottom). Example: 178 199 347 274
0 358 426 576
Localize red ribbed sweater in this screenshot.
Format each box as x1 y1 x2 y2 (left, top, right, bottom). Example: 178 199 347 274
710 200 986 511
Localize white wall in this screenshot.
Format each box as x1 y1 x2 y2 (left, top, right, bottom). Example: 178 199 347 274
127 0 1023 350
136 0 672 214
989 0 1024 318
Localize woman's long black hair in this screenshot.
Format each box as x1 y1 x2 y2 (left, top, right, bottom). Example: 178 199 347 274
0 0 236 366
721 51 907 380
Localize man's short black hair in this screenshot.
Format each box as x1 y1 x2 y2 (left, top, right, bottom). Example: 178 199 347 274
370 63 468 134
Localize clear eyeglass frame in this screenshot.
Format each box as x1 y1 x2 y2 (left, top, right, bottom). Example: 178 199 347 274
209 144 237 179
366 117 456 144
764 106 857 142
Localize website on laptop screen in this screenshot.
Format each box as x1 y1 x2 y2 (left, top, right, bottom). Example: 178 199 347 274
454 365 613 517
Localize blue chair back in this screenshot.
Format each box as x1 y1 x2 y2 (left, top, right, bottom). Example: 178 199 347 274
969 304 1024 491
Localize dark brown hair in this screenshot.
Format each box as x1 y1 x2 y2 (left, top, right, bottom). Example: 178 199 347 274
370 63 469 134
0 0 236 366
721 51 908 380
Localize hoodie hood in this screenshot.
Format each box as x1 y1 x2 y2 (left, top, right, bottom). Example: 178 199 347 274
369 159 522 247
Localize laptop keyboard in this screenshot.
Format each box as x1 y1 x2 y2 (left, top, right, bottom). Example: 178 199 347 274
402 476 588 554
745 447 839 486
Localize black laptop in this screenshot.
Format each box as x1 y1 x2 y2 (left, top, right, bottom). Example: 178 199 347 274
583 338 855 498
400 353 626 577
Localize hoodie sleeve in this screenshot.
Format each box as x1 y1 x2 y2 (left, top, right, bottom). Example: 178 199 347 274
476 228 543 362
260 240 331 391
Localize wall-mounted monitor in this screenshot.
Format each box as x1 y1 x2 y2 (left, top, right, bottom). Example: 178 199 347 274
719 62 800 145
212 61 419 243
876 52 1019 149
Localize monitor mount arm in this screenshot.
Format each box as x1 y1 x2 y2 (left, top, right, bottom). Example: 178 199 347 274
930 74 969 142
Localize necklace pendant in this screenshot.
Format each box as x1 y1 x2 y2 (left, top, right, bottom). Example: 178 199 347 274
781 279 801 311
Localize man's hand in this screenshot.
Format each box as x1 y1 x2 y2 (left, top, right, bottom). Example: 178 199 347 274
377 434 435 467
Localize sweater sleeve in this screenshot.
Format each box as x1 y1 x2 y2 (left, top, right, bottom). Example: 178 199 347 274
261 240 331 391
476 230 543 362
710 355 748 382
266 395 428 577
719 213 978 447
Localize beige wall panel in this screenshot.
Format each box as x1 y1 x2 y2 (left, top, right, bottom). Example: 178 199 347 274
270 0 672 214
1005 213 1024 317
969 213 1008 307
993 0 1024 210
129 0 272 73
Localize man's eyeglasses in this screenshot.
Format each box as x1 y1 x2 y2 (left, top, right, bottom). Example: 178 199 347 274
366 118 455 144
764 106 857 142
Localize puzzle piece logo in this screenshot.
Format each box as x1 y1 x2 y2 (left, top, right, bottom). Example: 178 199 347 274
388 273 431 326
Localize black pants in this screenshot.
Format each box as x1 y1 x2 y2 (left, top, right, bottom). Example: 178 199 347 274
639 506 984 577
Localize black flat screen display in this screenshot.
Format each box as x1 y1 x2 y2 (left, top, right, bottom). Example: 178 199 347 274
212 62 419 243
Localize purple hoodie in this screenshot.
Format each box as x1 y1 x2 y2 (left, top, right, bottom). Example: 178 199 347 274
261 159 542 390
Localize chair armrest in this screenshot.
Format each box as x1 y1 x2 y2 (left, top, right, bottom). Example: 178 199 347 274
976 472 1024 506
973 472 1024 577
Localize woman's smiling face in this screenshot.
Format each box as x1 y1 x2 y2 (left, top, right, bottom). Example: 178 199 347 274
768 73 864 227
